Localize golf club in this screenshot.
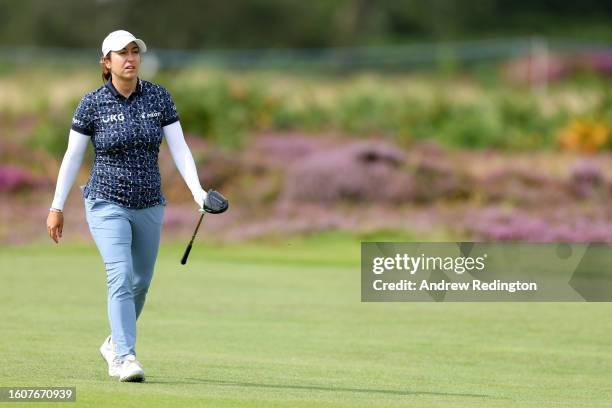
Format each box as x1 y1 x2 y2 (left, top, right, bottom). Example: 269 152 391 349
180 189 229 265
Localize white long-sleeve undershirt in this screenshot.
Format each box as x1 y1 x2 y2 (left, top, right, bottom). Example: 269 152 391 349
50 121 206 211
50 129 89 211
162 121 207 207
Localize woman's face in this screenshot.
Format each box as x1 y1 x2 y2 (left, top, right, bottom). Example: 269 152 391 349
105 41 141 80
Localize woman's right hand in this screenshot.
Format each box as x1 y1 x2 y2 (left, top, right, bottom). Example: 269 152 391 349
46 211 64 244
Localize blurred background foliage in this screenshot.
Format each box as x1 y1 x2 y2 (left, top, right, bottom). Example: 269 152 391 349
0 0 611 244
3 0 612 48
7 68 612 152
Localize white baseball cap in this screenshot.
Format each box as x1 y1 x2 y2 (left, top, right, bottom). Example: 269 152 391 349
101 30 147 56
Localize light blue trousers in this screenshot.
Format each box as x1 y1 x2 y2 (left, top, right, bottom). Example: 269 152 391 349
84 197 164 360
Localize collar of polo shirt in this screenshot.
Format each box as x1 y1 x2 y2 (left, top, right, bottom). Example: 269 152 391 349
105 78 144 100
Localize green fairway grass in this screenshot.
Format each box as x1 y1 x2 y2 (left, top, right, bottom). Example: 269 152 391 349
1 233 611 407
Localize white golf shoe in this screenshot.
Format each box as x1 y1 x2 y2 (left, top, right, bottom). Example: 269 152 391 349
118 355 145 382
99 336 121 377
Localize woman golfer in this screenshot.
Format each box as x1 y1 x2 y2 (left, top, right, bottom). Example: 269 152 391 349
46 30 208 382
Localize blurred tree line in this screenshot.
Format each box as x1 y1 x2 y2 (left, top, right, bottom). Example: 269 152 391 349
1 0 612 49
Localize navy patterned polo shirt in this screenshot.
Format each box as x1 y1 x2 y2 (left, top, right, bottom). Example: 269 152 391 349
71 78 179 209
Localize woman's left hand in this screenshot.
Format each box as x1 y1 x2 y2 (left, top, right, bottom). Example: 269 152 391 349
193 189 208 210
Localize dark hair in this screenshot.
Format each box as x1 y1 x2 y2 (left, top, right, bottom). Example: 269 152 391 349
100 54 111 83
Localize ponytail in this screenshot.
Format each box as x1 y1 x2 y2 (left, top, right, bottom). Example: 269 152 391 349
100 55 111 83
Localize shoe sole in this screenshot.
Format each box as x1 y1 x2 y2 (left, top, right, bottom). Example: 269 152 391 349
120 372 145 382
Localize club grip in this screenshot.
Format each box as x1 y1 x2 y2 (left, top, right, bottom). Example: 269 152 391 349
181 243 192 265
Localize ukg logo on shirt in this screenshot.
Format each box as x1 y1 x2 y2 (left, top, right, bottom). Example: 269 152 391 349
101 113 126 123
